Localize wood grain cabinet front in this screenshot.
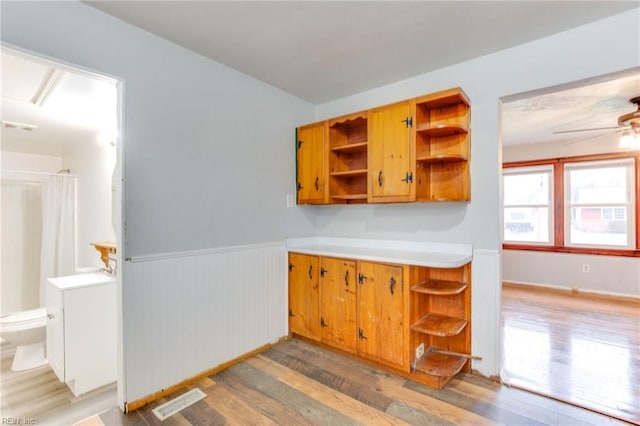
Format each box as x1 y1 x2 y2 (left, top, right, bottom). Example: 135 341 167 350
287 251 472 390
288 253 320 340
296 122 327 204
356 261 406 369
295 87 470 204
319 257 357 353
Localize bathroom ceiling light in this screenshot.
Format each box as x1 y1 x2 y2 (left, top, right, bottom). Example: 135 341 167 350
1 120 38 131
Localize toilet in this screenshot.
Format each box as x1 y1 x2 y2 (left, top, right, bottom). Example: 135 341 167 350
0 307 48 371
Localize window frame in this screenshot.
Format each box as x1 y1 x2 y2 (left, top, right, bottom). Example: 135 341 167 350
503 152 640 258
503 165 554 245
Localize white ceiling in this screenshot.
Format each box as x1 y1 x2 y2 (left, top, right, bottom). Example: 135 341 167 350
84 1 638 104
1 49 117 157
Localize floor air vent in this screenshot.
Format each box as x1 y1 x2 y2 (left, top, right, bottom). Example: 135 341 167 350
152 388 207 420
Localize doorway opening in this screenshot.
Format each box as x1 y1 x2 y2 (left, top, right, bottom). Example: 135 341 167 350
499 69 640 424
0 46 124 424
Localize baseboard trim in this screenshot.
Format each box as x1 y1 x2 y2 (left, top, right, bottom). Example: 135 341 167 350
502 280 640 301
124 336 289 413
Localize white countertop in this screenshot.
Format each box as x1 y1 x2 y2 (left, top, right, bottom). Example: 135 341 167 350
286 237 472 268
47 272 116 290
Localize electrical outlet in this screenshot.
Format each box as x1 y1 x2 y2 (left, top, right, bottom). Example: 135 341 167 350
415 343 425 359
582 264 590 273
286 194 294 208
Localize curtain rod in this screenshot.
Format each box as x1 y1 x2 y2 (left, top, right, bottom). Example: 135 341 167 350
2 169 77 178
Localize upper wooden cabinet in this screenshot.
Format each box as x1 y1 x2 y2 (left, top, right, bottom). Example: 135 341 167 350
328 112 369 204
414 88 470 202
368 101 415 203
296 122 327 204
296 87 470 205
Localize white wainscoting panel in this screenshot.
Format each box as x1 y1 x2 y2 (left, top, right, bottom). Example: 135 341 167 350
470 249 501 378
122 242 287 403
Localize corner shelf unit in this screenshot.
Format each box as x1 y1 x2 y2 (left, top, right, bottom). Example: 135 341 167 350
414 88 470 202
328 113 369 203
408 265 471 389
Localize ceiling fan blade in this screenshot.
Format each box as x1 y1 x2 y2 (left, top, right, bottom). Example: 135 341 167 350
554 126 622 134
562 130 622 146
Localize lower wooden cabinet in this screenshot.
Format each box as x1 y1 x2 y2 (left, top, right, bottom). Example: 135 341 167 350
319 257 357 353
288 251 471 390
357 261 405 369
288 253 320 341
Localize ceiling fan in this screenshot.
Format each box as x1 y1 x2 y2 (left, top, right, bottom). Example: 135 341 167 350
554 96 640 147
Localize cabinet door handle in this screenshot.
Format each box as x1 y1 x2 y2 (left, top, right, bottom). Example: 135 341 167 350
344 270 349 287
308 265 313 279
378 170 383 187
315 176 319 191
389 277 397 295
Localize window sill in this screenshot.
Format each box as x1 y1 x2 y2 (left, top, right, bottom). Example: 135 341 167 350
502 243 640 258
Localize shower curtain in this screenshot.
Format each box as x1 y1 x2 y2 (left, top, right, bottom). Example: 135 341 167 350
40 175 76 307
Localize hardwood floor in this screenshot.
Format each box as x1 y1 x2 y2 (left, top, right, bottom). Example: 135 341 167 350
79 338 626 426
0 340 117 425
501 283 640 425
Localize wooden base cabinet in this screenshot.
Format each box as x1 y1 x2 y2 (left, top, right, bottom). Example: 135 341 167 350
357 261 405 369
288 251 471 389
319 257 357 353
408 263 472 389
288 253 320 341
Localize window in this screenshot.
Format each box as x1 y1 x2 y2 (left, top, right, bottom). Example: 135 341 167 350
565 158 635 249
503 153 639 256
503 166 552 244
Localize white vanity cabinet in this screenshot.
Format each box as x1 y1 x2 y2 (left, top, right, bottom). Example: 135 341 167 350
46 273 117 397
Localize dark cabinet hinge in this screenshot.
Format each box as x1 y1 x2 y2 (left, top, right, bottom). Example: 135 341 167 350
288 263 295 272
358 328 368 340
297 182 303 191
320 267 327 278
401 117 413 128
297 140 303 149
401 172 413 183
358 272 366 284
320 317 327 328
289 308 294 317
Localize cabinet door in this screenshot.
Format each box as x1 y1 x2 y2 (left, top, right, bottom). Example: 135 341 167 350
368 101 415 202
296 122 326 204
357 262 405 368
320 257 357 353
288 253 320 340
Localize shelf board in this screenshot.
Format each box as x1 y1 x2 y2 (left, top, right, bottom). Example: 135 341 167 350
330 169 367 178
411 279 467 295
415 124 467 137
411 313 468 336
415 89 470 109
416 154 467 163
331 194 367 200
414 350 467 377
329 115 367 129
331 142 368 154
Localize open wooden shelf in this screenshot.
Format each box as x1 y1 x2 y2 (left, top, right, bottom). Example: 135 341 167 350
416 154 467 164
415 124 468 137
411 313 468 336
414 350 467 377
331 142 368 154
410 279 467 295
330 169 367 177
331 194 367 200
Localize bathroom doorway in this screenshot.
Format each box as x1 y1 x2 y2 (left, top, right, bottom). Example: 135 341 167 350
0 46 124 424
